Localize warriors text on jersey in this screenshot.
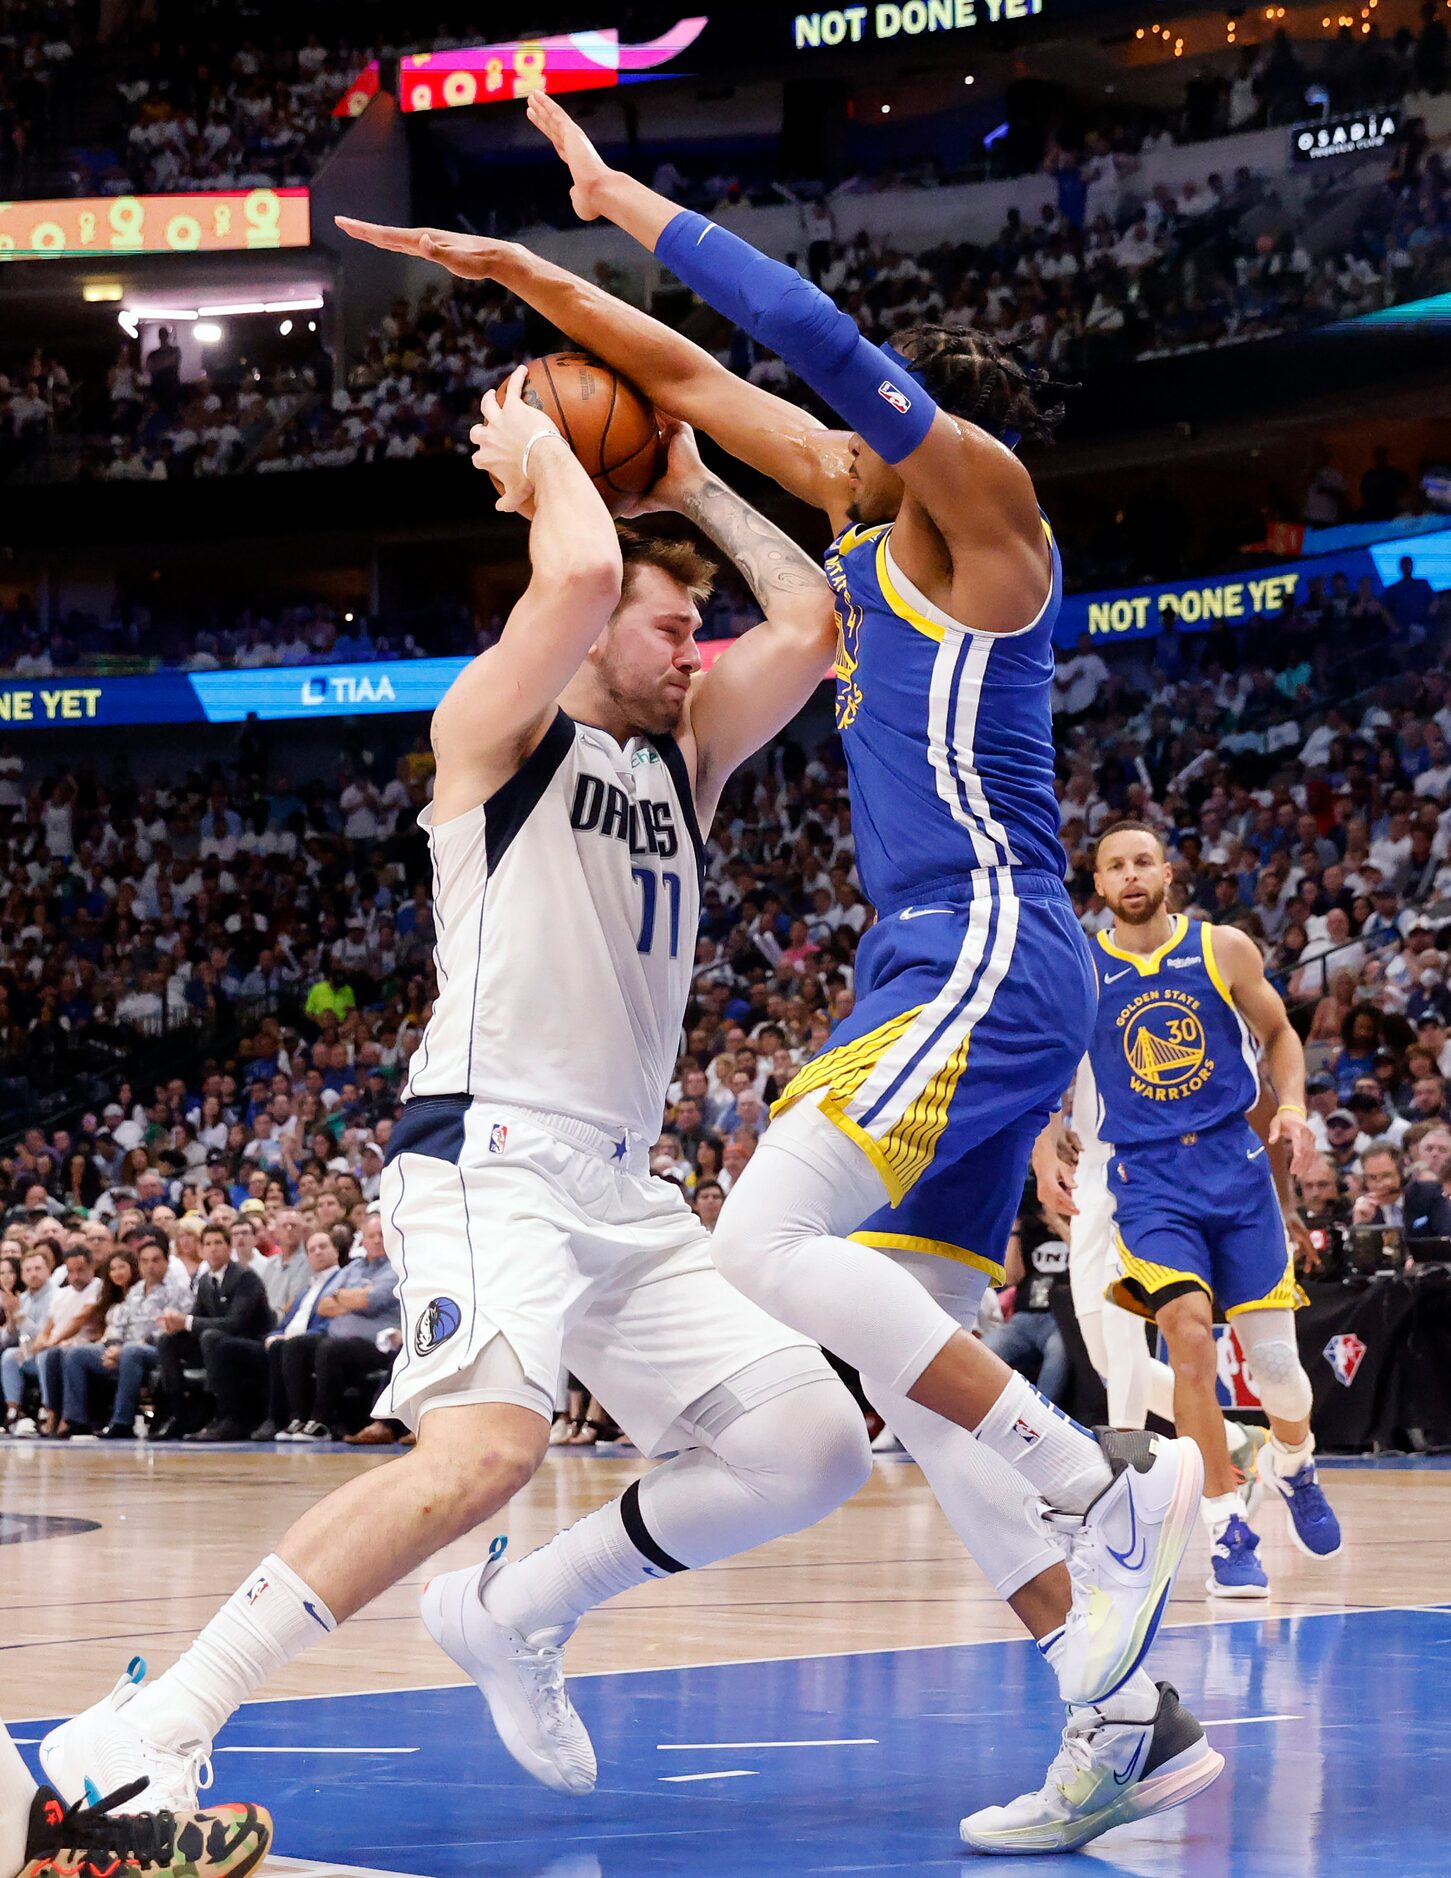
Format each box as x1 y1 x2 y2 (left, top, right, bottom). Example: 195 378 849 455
1088 915 1258 1149
824 517 1065 913
405 710 703 1141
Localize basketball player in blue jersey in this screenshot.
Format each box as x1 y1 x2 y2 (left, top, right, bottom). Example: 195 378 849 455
1038 822 1341 1597
340 96 1223 1853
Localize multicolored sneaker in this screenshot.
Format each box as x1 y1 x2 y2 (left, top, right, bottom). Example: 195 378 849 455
1206 1512 1269 1598
1257 1452 1343 1559
960 1681 1224 1854
20 1777 272 1876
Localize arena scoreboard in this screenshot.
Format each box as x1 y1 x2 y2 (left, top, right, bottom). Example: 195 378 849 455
0 190 310 261
397 17 708 112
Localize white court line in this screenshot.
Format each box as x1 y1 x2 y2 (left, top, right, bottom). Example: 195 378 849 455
1201 1714 1301 1728
215 1745 419 1755
269 1862 430 1877
12 1601 1448 1726
659 1769 757 1783
658 1738 877 1750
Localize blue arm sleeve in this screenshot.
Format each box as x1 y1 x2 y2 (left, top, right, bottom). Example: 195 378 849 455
655 209 936 464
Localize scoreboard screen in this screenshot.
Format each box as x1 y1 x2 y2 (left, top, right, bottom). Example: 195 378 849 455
0 190 310 261
397 17 707 112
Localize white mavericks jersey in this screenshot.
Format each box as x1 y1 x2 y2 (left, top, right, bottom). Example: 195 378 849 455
405 709 703 1141
1068 1052 1111 1170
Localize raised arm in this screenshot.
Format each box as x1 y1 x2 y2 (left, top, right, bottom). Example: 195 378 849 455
649 430 837 822
429 365 623 822
521 91 1047 635
335 219 850 522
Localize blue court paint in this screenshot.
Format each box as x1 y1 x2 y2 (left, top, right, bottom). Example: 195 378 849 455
21 1605 1451 1876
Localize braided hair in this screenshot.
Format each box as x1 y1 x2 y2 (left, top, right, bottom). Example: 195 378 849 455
894 324 1073 446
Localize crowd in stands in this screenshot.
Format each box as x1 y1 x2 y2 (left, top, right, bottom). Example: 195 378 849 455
3 527 1451 1435
12 100 1447 493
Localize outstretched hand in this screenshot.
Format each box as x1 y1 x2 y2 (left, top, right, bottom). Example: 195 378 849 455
525 91 615 221
469 364 562 515
335 216 513 280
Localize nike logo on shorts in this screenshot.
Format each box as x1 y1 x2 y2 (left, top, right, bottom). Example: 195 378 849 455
900 906 949 921
1247 1145 1267 1160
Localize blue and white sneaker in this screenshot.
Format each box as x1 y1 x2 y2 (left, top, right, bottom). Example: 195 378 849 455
1257 1452 1343 1559
1205 1513 1269 1598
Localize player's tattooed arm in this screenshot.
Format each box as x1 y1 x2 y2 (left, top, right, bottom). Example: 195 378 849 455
679 471 825 609
652 439 835 822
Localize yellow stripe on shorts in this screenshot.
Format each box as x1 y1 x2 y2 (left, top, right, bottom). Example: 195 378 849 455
773 1007 970 1204
1109 1230 1211 1319
1226 1253 1309 1316
852 1229 1005 1286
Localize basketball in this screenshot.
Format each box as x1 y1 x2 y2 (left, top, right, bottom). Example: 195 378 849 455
522 351 663 513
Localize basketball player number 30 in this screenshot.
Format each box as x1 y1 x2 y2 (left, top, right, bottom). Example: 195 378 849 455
633 866 682 958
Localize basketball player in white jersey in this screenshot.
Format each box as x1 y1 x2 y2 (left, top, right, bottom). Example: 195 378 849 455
39 369 876 1821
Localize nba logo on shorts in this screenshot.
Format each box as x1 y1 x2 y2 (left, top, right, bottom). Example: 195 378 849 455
877 380 911 414
489 1122 508 1154
1324 1332 1367 1387
415 1297 462 1357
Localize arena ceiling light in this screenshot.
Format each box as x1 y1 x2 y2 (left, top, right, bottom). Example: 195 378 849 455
117 294 324 338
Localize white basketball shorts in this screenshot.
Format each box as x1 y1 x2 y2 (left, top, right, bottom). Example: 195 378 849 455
374 1093 824 1454
1068 1152 1118 1322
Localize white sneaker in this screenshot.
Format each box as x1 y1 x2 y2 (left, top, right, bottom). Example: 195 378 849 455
10 1416 37 1439
40 1659 214 1814
421 1544 597 1795
1051 1430 1204 1707
960 1680 1224 1853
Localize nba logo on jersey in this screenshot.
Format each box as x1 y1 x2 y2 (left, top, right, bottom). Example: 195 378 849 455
489 1122 508 1154
877 380 911 413
1324 1332 1368 1387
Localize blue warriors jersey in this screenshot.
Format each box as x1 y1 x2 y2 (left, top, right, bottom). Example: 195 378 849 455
824 518 1066 912
1088 915 1258 1149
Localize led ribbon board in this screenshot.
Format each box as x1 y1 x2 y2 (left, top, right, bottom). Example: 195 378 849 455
0 191 309 260
398 17 707 111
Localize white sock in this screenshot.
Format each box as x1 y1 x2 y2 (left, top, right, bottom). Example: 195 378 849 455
1269 1431 1314 1477
1038 1633 1157 1722
1200 1490 1241 1539
0 1718 38 1874
487 1498 660 1637
974 1370 1110 1514
128 1554 337 1751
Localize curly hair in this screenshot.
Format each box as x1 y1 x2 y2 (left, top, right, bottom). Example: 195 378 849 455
894 324 1073 446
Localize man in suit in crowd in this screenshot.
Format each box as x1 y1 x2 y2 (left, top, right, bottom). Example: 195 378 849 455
151 1222 272 1441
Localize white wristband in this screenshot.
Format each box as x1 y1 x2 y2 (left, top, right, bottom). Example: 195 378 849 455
520 428 563 482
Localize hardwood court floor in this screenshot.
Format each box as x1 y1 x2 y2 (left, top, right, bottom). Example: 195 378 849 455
4 1442 1448 1715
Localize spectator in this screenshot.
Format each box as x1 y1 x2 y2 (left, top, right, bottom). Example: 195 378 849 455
151 1222 272 1441
983 1202 1071 1405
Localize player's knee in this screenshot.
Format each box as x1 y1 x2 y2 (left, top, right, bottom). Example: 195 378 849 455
789 1381 872 1516
1160 1312 1217 1390
720 1379 871 1535
413 1413 545 1530
1240 1334 1312 1422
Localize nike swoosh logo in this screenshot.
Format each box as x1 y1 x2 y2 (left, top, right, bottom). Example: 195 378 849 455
696 223 717 246
900 906 949 921
1104 1482 1147 1574
1113 1737 1146 1787
1104 967 1133 984
303 1600 331 1632
1247 1145 1267 1160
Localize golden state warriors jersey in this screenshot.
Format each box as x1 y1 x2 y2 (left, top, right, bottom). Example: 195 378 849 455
1087 916 1258 1148
825 518 1065 912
